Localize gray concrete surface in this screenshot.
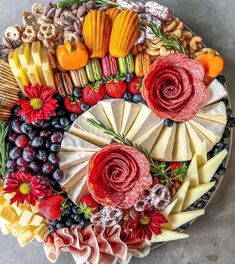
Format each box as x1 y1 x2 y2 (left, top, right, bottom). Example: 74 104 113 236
0 0 235 263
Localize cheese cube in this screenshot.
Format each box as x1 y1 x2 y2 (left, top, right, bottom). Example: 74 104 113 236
0 207 16 224
17 230 34 247
18 210 33 226
0 223 11 235
8 223 28 237
34 224 49 242
30 215 44 226
30 204 40 214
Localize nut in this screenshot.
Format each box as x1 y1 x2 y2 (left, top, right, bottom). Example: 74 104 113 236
22 26 37 43
55 8 63 18
4 26 21 42
74 21 82 35
32 3 44 18
190 36 202 51
160 46 167 56
40 23 57 40
47 7 57 19
22 12 37 27
163 20 178 33
171 29 182 39
193 48 214 58
146 47 160 56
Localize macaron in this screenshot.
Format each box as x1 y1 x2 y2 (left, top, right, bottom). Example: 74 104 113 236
70 68 88 87
118 53 135 74
85 59 102 83
101 54 118 77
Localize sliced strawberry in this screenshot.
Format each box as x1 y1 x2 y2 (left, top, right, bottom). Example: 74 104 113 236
64 97 84 114
78 194 99 219
105 80 127 98
39 195 64 221
127 77 142 95
82 85 106 106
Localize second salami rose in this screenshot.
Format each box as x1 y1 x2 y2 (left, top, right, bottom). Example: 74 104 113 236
87 143 152 210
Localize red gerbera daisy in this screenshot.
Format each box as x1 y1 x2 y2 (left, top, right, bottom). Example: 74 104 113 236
4 171 51 205
17 84 58 124
127 206 168 241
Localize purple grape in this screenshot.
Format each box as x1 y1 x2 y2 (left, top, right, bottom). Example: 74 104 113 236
9 147 22 160
8 132 18 142
21 123 33 134
29 162 41 173
16 157 28 167
31 137 44 148
11 120 23 134
48 153 59 165
52 169 63 181
42 163 55 175
28 130 38 140
50 144 60 153
40 130 52 138
50 132 63 144
6 160 18 170
23 146 36 162
36 150 47 162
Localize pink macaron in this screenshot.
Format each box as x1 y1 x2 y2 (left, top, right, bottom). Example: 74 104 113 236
101 54 118 77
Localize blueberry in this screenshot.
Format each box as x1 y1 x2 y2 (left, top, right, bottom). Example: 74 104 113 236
62 208 71 217
81 103 90 112
50 144 60 153
211 147 221 157
9 147 22 160
52 169 63 181
215 140 224 149
196 201 206 209
40 130 52 138
78 218 85 227
66 219 73 227
12 105 21 116
133 93 143 103
211 177 218 185
123 92 133 102
216 75 226 85
180 223 190 230
51 132 63 143
42 163 55 175
48 153 59 164
83 219 90 227
60 117 70 127
70 113 78 122
125 73 133 83
56 222 65 229
222 98 229 106
54 94 63 103
73 88 82 98
56 109 66 117
223 127 230 138
217 166 226 176
227 108 232 117
11 120 23 134
49 225 56 233
163 119 174 127
51 117 60 128
32 120 44 127
36 150 47 162
29 162 41 173
209 186 216 193
50 220 58 226
188 205 196 211
73 214 82 223
72 206 78 214
42 121 51 129
227 117 235 128
31 137 44 148
18 91 28 100
223 143 229 151
21 123 33 134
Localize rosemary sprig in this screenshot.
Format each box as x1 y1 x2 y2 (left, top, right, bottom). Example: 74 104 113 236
0 120 9 183
58 0 117 9
148 23 186 55
87 118 187 185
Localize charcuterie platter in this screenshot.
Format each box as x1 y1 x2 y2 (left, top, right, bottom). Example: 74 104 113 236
0 1 234 263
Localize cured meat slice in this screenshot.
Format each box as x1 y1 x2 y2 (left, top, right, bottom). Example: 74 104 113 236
142 53 207 121
88 143 152 209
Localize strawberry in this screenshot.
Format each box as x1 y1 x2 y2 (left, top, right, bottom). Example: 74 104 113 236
78 194 99 219
127 77 142 95
82 84 106 106
105 80 127 98
39 195 64 221
64 97 84 114
168 162 181 171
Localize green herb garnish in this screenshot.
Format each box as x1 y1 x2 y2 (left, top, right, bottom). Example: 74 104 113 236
87 118 187 185
0 120 9 183
148 23 186 55
58 0 117 9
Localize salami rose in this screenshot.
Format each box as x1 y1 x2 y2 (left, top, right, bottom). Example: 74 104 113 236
87 143 152 210
142 53 207 121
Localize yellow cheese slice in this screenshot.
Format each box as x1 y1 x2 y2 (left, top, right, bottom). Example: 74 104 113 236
172 123 192 161
161 199 178 218
151 229 189 243
171 180 190 213
42 47 55 88
198 149 228 184
28 54 42 85
186 156 199 187
163 209 205 230
182 181 216 210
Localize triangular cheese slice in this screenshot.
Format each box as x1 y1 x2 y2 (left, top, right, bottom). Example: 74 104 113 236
196 102 227 125
68 175 89 204
70 112 111 147
186 156 199 187
126 104 161 140
59 151 94 170
202 79 228 107
182 181 216 210
163 209 205 230
61 132 100 152
151 229 189 243
151 123 176 161
198 149 228 184
172 123 192 161
134 121 163 153
121 101 141 135
172 180 190 213
99 99 125 133
60 161 88 189
161 199 178 218
88 103 112 127
195 140 208 167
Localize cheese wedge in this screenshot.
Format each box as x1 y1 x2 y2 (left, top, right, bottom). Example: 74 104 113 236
182 181 216 210
172 180 190 213
31 41 46 85
198 149 228 184
68 175 89 204
42 47 55 88
61 132 100 152
126 104 161 140
99 99 125 133
195 140 208 167
151 123 176 161
70 112 111 147
89 103 112 127
163 209 205 230
151 229 189 243
202 79 228 107
60 161 88 188
28 54 42 85
134 121 163 153
121 101 141 135
196 102 227 125
59 151 93 170
186 156 199 187
161 199 178 218
172 123 192 161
